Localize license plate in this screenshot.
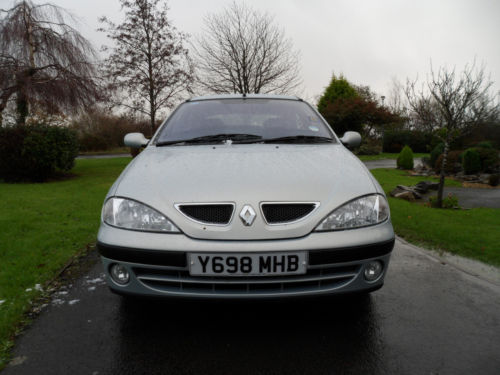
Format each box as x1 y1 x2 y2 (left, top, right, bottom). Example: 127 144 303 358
189 252 307 277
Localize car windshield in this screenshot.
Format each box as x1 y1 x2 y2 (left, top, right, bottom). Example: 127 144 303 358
155 99 336 145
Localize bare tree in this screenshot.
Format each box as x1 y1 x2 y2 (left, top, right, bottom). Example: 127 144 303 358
99 0 194 136
195 1 302 95
0 0 101 126
387 77 411 120
406 62 499 207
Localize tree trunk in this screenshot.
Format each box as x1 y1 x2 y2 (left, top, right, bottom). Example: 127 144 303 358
15 3 36 126
150 109 155 137
16 91 29 126
436 140 449 208
0 87 16 127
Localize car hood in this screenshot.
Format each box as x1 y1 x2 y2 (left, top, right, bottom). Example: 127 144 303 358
111 144 381 240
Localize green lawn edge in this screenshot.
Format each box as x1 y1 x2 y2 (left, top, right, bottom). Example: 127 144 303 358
371 168 500 268
357 153 429 161
0 157 131 370
78 147 131 156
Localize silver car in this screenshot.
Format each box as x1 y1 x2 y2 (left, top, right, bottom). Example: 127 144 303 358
97 94 394 298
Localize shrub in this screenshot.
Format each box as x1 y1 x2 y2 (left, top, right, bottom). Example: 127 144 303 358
462 148 482 175
429 193 459 209
448 122 500 151
78 133 110 152
47 126 79 170
356 140 381 155
0 123 78 182
397 145 414 170
383 130 434 153
70 110 151 152
434 150 463 174
475 147 499 172
430 143 444 167
475 141 494 149
489 174 500 187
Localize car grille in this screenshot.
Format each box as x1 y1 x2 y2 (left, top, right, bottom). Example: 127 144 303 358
261 203 318 224
177 204 234 225
133 264 360 296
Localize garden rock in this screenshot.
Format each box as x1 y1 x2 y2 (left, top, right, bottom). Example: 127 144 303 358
414 181 439 194
394 191 416 202
390 185 422 200
462 175 482 183
479 174 491 184
412 165 433 177
390 180 440 201
390 186 406 197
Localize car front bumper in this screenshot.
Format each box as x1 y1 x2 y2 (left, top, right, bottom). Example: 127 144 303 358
97 220 395 298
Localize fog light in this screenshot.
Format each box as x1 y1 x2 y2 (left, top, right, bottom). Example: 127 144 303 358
110 264 130 285
364 261 383 282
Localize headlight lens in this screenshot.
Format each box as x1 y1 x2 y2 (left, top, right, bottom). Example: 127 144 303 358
103 197 180 233
314 194 389 231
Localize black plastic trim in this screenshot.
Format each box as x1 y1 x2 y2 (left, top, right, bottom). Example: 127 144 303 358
97 242 187 268
308 239 395 265
98 238 394 268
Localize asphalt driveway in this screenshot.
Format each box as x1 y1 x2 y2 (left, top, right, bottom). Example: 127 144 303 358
3 239 499 375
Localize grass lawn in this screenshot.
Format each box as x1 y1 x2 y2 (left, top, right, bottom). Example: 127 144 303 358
0 157 131 369
357 152 429 161
371 168 500 267
78 146 130 156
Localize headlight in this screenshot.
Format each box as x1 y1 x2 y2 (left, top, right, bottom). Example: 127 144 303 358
103 197 180 233
314 194 389 231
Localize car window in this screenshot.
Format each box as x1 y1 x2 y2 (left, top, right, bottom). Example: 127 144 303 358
155 99 336 143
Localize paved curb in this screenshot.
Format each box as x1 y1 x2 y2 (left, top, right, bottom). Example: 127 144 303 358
396 236 500 288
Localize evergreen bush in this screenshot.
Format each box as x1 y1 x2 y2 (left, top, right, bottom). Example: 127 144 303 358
397 145 414 170
430 143 444 167
462 148 481 175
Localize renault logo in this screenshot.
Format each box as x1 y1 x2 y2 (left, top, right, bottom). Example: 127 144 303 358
239 205 256 226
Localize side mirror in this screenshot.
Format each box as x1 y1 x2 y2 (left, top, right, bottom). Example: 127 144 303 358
339 131 361 149
124 133 149 148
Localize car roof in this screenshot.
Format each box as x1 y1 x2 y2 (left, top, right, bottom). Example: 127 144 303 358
188 94 302 102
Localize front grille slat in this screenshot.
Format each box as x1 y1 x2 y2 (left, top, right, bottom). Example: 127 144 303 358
135 268 358 285
133 264 360 296
262 203 317 224
177 204 234 225
141 277 353 295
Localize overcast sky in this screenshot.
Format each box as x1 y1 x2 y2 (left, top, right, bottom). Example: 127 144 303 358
3 0 500 103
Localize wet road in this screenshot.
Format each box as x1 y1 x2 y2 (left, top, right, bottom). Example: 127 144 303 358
4 239 500 375
443 187 500 209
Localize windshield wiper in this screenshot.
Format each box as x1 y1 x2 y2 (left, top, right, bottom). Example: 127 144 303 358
156 133 263 146
261 135 334 144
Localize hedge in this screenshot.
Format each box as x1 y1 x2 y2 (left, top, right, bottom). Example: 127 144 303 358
0 123 79 182
383 130 434 153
